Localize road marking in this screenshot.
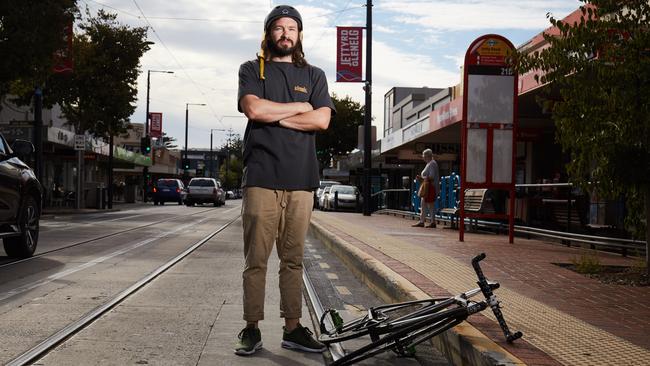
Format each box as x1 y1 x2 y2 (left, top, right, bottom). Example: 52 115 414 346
326 272 338 279
344 304 366 316
0 217 212 302
313 254 322 259
335 286 351 295
319 262 330 269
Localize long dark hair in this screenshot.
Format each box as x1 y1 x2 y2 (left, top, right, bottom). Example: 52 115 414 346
260 32 308 67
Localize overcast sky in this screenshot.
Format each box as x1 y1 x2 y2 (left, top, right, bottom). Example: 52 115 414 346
81 0 582 149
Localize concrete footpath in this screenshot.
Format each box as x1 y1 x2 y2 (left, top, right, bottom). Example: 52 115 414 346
309 211 650 366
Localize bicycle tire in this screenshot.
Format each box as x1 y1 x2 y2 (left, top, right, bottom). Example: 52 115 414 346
331 307 468 366
320 298 443 344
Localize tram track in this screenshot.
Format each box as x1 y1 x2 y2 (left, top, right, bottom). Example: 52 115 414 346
5 214 242 366
0 207 217 269
5 208 346 366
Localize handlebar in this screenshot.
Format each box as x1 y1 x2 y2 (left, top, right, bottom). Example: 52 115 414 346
471 253 523 343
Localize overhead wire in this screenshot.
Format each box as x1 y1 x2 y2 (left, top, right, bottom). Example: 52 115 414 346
131 0 229 129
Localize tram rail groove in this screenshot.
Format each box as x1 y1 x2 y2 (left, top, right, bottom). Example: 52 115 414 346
6 215 241 366
0 207 217 269
303 269 346 363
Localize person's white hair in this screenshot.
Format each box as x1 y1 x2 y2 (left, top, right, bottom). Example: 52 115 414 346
422 148 433 158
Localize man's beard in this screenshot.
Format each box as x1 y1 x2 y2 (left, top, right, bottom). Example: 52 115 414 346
268 38 296 57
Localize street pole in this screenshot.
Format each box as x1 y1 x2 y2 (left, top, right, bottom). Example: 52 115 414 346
143 70 150 202
362 0 373 216
210 131 213 178
185 104 189 177
185 103 206 178
34 87 43 185
210 128 227 179
143 70 173 202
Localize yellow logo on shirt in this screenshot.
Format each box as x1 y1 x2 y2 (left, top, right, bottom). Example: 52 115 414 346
294 85 308 93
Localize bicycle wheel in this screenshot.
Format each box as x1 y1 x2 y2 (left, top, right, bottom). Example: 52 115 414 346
332 307 468 366
320 298 445 344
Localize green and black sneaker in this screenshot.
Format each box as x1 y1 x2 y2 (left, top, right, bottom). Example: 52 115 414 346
234 327 262 356
281 324 326 353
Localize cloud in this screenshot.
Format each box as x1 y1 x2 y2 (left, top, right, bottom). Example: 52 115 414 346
379 0 582 31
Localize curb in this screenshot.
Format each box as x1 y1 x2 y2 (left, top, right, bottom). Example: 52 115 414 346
309 220 525 366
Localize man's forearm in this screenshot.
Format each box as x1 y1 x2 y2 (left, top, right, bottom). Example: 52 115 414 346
279 107 331 131
241 95 312 123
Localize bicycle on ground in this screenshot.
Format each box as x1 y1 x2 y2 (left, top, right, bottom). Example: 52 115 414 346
318 253 522 366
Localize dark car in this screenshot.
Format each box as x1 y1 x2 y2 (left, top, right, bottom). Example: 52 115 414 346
152 178 186 205
0 134 42 258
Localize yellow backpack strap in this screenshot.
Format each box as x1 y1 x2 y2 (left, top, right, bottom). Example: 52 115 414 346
258 32 266 80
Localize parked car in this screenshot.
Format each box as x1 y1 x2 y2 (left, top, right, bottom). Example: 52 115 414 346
152 178 186 205
0 135 43 258
185 178 226 206
323 184 361 211
316 180 340 209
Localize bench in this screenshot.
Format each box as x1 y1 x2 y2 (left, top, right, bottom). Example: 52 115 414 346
439 189 489 229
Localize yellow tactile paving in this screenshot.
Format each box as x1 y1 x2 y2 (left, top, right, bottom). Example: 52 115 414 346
326 272 339 280
336 286 352 295
315 213 650 366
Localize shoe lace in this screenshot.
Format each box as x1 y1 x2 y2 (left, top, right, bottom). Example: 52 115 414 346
301 326 314 337
238 328 253 340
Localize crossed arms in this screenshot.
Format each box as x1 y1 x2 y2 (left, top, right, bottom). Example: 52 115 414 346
239 94 331 132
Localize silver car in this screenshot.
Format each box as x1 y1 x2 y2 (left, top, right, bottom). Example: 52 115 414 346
323 184 361 211
185 178 226 207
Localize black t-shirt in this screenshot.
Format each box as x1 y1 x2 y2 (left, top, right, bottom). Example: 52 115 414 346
237 59 336 190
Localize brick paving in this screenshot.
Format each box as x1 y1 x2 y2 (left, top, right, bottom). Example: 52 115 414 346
312 211 650 365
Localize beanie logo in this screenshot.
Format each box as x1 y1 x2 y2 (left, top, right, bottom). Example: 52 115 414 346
294 85 308 94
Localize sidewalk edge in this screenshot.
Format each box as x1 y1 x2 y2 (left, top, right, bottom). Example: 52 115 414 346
309 220 525 366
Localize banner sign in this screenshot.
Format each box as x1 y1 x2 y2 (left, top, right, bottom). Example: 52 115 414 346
53 19 74 74
336 27 363 82
149 112 163 138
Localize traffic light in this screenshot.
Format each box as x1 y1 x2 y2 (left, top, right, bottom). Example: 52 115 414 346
140 137 151 153
182 159 190 169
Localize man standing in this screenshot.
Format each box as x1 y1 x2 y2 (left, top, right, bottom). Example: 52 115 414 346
235 5 336 356
412 148 439 228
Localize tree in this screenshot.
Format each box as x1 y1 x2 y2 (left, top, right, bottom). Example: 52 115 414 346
219 134 242 189
0 0 78 105
518 0 649 271
161 132 178 149
46 8 150 137
219 156 242 190
316 94 364 171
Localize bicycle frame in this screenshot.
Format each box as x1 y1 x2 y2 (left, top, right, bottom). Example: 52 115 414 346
319 253 522 366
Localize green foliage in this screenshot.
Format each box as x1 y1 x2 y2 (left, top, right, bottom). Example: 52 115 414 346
316 94 364 171
570 251 602 274
161 132 178 149
517 0 649 238
219 156 242 189
0 0 78 103
46 8 150 138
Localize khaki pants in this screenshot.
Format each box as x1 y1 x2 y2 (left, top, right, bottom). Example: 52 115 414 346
241 187 313 321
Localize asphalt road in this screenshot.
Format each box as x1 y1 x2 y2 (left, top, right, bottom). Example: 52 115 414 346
0 202 449 365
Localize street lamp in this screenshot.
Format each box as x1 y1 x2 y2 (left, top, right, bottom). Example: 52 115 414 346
143 69 174 202
185 103 206 176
